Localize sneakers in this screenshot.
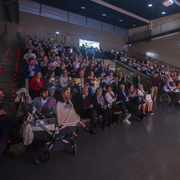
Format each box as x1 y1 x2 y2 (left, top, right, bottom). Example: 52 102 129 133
150 111 154 115
108 124 113 128
102 126 107 130
124 113 131 121
123 119 131 125
89 129 96 135
123 113 131 125
148 111 154 115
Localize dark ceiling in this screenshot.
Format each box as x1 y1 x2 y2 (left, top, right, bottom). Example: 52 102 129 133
31 0 180 29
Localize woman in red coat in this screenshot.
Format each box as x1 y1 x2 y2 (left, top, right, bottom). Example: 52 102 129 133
29 71 44 99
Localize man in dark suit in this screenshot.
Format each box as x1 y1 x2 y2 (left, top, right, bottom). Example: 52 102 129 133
75 87 97 135
117 84 145 121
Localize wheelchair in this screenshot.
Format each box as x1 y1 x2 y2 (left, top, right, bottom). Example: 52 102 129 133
160 93 172 105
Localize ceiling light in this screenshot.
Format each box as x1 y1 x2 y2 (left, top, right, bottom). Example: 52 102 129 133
133 24 136 26
56 31 60 35
81 6 86 9
163 0 173 7
102 14 106 16
162 11 166 14
119 19 123 22
148 4 153 7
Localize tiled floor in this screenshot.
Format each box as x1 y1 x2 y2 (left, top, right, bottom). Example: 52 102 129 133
1 103 180 180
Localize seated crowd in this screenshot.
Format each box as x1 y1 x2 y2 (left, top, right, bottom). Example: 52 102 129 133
1 34 179 160
112 49 180 105
21 35 156 130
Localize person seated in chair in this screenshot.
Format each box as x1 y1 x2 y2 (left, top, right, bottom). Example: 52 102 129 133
163 81 176 105
32 88 56 117
22 58 41 79
117 84 145 121
137 84 153 115
93 88 113 130
29 71 44 99
0 88 17 161
59 69 74 89
75 87 97 135
58 88 87 138
105 85 131 125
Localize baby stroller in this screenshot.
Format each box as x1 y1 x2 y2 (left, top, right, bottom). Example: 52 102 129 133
21 101 80 164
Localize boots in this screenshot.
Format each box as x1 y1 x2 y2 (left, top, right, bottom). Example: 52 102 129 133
89 122 96 135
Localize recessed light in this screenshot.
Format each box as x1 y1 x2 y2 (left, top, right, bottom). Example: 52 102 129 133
102 14 106 16
162 12 166 14
81 6 86 9
148 4 153 7
56 31 60 35
119 19 123 22
133 24 136 26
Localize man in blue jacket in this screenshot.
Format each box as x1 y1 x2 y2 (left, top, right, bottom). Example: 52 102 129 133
22 57 41 79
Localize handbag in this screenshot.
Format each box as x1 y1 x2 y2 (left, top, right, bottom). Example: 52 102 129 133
145 94 152 101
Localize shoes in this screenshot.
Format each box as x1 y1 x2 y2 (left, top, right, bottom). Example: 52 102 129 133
123 119 131 125
124 113 131 121
108 124 113 128
148 111 154 115
139 114 145 121
102 126 107 130
143 113 147 117
89 129 96 135
83 125 89 130
150 111 154 115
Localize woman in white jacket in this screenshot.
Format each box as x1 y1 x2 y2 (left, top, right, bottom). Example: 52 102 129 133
105 85 131 125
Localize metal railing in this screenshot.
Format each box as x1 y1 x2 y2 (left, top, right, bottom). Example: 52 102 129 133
126 16 180 44
136 53 180 70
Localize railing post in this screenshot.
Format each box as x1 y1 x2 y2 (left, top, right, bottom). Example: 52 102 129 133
25 78 29 92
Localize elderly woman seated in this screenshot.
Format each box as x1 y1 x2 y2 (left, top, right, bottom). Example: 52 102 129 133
137 84 154 115
93 87 113 130
128 84 147 116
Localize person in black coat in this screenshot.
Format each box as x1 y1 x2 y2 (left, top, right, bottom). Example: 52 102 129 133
93 88 113 130
117 84 145 121
0 88 17 160
75 87 97 135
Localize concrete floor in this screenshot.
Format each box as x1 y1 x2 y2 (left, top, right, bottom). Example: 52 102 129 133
1 102 180 180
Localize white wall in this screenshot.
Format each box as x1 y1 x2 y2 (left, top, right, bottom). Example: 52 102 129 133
6 11 125 51
129 33 180 68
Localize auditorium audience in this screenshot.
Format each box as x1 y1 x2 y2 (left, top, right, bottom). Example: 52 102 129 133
75 87 97 134
137 84 153 115
93 88 113 130
105 85 131 125
117 84 145 121
22 57 41 79
0 88 16 160
29 71 45 99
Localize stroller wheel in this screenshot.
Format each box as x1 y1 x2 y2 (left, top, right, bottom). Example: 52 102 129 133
72 144 77 156
34 147 52 164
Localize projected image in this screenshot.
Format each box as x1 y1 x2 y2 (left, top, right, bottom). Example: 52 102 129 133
79 39 100 49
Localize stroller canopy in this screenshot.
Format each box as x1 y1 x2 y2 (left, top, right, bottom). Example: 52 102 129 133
56 102 79 128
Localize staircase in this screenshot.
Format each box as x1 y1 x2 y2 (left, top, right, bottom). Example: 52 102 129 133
0 47 24 99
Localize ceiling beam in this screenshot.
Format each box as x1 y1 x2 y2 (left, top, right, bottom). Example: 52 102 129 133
91 0 150 24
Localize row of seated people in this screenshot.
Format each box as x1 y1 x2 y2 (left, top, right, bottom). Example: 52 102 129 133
116 49 180 85
162 81 180 105
31 80 154 136
23 56 128 99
